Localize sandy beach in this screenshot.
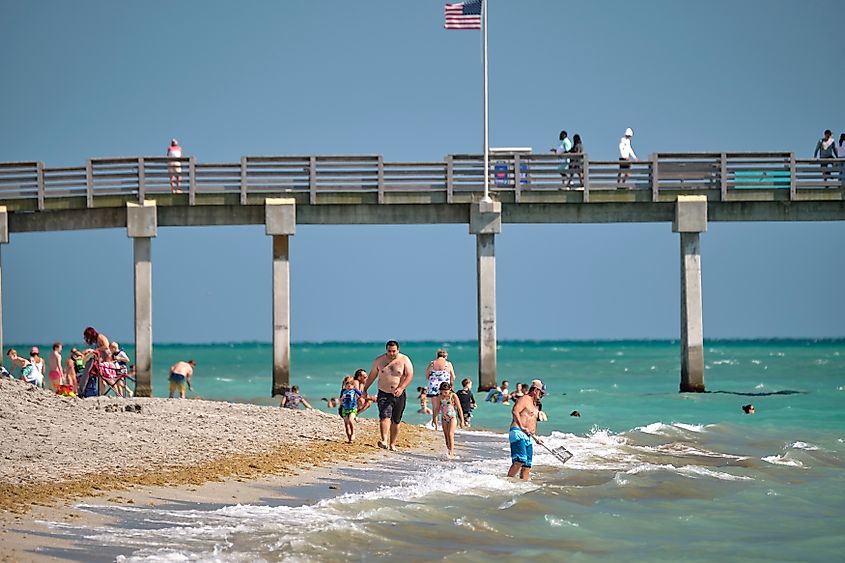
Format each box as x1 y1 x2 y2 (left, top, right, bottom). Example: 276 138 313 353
0 377 429 561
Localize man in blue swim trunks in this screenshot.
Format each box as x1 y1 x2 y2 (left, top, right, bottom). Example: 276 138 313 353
507 379 545 480
168 360 195 399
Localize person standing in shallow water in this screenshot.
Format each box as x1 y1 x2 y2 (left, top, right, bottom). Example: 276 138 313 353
363 340 414 451
507 380 545 481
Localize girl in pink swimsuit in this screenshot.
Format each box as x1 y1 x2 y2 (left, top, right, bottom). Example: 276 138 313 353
438 382 464 459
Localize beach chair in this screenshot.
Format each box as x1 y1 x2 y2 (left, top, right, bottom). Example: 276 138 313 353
81 358 127 397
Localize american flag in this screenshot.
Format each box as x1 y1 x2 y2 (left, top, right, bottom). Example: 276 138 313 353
444 1 482 30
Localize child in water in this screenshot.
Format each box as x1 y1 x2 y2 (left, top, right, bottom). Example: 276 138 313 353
339 376 363 443
417 386 432 415
438 381 464 459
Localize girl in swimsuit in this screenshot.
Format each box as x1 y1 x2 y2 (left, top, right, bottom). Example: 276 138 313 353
438 382 464 459
425 349 456 430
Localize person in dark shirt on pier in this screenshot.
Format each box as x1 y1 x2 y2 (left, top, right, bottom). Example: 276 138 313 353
813 129 838 185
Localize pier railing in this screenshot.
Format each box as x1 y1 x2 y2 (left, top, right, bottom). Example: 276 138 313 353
0 152 842 210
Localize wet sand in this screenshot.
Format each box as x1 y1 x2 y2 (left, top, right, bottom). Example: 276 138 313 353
0 377 430 561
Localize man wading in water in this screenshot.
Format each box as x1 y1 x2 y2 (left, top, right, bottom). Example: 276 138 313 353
363 340 414 451
507 379 546 480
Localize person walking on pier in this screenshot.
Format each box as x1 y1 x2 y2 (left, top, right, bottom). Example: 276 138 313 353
167 138 183 193
363 340 414 451
551 130 574 186
570 134 585 187
618 127 638 187
813 129 839 185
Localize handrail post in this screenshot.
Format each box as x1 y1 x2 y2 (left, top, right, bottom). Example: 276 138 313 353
720 153 727 201
240 156 248 206
582 153 590 203
36 161 45 211
309 156 317 205
788 153 796 200
513 154 521 203
188 156 196 206
377 155 385 204
85 159 93 209
137 157 145 204
650 153 659 202
446 156 454 204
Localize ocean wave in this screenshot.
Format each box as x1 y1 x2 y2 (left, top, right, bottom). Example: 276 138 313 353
633 422 708 436
762 455 805 468
789 441 820 451
621 463 751 481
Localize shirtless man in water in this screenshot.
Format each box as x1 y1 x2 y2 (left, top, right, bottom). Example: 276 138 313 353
507 379 545 480
363 340 414 451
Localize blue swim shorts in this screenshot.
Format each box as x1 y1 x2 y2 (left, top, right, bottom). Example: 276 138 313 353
509 427 533 468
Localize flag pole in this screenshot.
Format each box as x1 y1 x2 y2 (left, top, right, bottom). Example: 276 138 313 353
481 0 491 202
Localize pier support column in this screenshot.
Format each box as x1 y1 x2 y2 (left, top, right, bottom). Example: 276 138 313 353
470 200 501 391
127 201 157 397
0 207 8 358
266 198 296 397
673 196 707 393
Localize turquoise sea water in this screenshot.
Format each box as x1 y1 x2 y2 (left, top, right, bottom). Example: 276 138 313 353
27 339 845 561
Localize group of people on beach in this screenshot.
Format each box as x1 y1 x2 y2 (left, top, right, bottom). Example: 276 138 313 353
3 325 197 400
3 327 134 398
289 340 547 476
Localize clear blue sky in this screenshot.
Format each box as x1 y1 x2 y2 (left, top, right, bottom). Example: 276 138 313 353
0 0 842 344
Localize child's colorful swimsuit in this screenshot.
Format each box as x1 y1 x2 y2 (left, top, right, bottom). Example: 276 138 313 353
340 387 362 417
440 394 457 424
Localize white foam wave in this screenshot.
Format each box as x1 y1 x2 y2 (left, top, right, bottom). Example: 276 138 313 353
789 441 819 451
634 422 707 436
762 455 805 468
621 463 750 481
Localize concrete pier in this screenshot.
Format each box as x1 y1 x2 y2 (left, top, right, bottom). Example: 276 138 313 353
470 200 501 390
0 207 7 358
126 201 157 397
673 196 707 392
266 199 296 396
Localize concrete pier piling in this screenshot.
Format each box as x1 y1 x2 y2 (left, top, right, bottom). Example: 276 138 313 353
127 201 157 397
470 200 501 391
266 198 296 397
673 196 707 392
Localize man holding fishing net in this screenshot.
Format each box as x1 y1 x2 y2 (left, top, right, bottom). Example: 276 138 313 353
507 379 572 479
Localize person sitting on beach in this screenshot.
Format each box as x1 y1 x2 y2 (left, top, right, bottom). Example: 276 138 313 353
417 386 432 415
507 379 546 481
456 378 476 428
109 341 133 397
29 347 46 388
169 360 195 399
339 376 363 442
6 348 43 387
280 385 312 410
438 382 464 459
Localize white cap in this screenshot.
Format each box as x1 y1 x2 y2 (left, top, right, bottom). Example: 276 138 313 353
625 128 634 137
171 138 178 145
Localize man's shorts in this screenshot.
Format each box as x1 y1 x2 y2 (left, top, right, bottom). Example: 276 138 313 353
509 427 533 468
377 390 406 424
169 372 187 394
